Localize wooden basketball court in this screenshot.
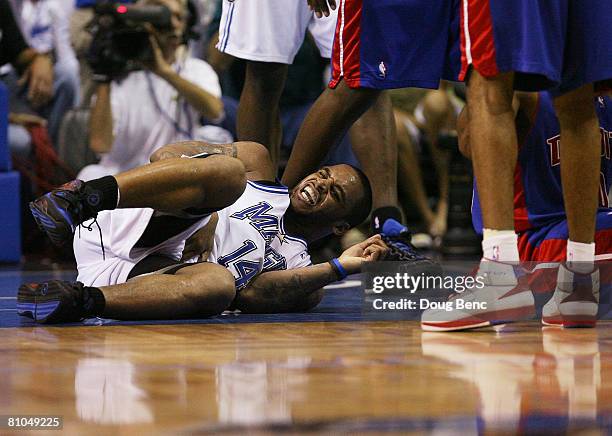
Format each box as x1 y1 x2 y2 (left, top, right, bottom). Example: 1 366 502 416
2 265 611 436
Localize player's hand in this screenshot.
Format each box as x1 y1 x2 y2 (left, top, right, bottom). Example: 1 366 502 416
19 54 53 108
307 0 336 18
338 234 389 274
181 213 219 262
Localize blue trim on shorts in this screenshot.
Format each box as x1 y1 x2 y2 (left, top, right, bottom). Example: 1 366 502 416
221 2 235 52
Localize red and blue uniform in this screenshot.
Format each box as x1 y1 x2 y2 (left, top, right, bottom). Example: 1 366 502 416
460 0 612 93
329 0 461 90
472 93 612 262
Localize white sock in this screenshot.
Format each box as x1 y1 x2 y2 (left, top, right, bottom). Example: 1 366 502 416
482 229 520 262
567 240 595 273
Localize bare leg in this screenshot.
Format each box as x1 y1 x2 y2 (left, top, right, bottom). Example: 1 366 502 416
349 91 399 212
420 90 453 238
395 109 435 227
113 155 246 212
467 71 517 231
101 262 236 320
237 61 288 169
282 79 380 188
554 84 600 244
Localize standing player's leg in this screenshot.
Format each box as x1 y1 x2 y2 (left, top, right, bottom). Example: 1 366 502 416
467 71 520 261
554 84 601 265
282 80 380 188
421 0 568 331
543 1 612 327
30 154 247 246
281 78 392 222
348 91 402 232
216 0 313 170
237 62 288 168
18 261 237 323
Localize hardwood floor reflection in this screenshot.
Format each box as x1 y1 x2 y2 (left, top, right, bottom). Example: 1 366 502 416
1 321 611 434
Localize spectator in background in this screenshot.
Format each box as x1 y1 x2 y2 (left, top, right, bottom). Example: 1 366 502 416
78 0 224 181
69 0 133 102
393 83 463 243
0 0 54 155
15 0 80 145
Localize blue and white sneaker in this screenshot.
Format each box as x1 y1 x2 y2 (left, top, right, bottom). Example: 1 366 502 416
17 280 99 324
380 219 441 273
29 180 98 247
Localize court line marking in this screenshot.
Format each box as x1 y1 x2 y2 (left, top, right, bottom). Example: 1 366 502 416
0 297 16 300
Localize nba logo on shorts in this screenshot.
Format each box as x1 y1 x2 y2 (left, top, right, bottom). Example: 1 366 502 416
378 62 387 79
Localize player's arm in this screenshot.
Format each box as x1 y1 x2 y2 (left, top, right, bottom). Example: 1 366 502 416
150 140 276 181
234 235 389 313
89 83 114 153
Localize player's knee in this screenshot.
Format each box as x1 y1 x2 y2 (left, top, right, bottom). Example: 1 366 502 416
554 88 597 127
187 265 236 316
212 156 247 206
468 75 514 116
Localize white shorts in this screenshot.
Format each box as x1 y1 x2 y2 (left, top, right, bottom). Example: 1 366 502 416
74 208 210 288
216 0 337 64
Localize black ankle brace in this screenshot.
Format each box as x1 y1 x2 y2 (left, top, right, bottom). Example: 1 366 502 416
81 286 106 317
83 176 119 213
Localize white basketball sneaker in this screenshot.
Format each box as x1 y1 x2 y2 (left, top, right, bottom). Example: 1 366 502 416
421 259 535 332
542 264 599 328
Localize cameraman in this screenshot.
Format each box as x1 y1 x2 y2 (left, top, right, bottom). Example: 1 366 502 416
79 0 223 181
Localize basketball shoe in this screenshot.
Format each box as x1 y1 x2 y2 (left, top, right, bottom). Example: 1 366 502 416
542 264 599 328
17 280 104 324
29 180 99 246
380 219 441 275
421 259 535 331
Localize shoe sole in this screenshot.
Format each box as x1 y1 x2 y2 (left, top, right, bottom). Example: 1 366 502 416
421 305 536 332
29 199 72 247
16 283 62 323
542 306 598 328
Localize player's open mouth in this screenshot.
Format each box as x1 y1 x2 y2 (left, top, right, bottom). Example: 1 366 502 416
300 185 318 206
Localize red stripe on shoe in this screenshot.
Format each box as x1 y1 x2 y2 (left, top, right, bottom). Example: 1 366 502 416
329 0 363 89
459 0 499 81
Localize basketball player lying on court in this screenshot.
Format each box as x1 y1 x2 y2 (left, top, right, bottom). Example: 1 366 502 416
18 141 392 324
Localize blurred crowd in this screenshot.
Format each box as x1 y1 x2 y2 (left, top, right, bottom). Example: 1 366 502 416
0 0 477 261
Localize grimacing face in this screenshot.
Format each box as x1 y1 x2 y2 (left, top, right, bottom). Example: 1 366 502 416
290 164 364 223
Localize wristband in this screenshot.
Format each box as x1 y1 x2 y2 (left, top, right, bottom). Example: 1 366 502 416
329 258 348 280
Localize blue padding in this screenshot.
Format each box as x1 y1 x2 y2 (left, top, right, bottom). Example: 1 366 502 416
0 82 9 171
0 171 21 262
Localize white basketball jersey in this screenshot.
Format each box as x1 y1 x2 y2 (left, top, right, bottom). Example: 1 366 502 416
207 181 311 291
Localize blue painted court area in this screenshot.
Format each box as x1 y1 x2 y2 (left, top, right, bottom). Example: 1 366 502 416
3 264 610 328
0 269 425 328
